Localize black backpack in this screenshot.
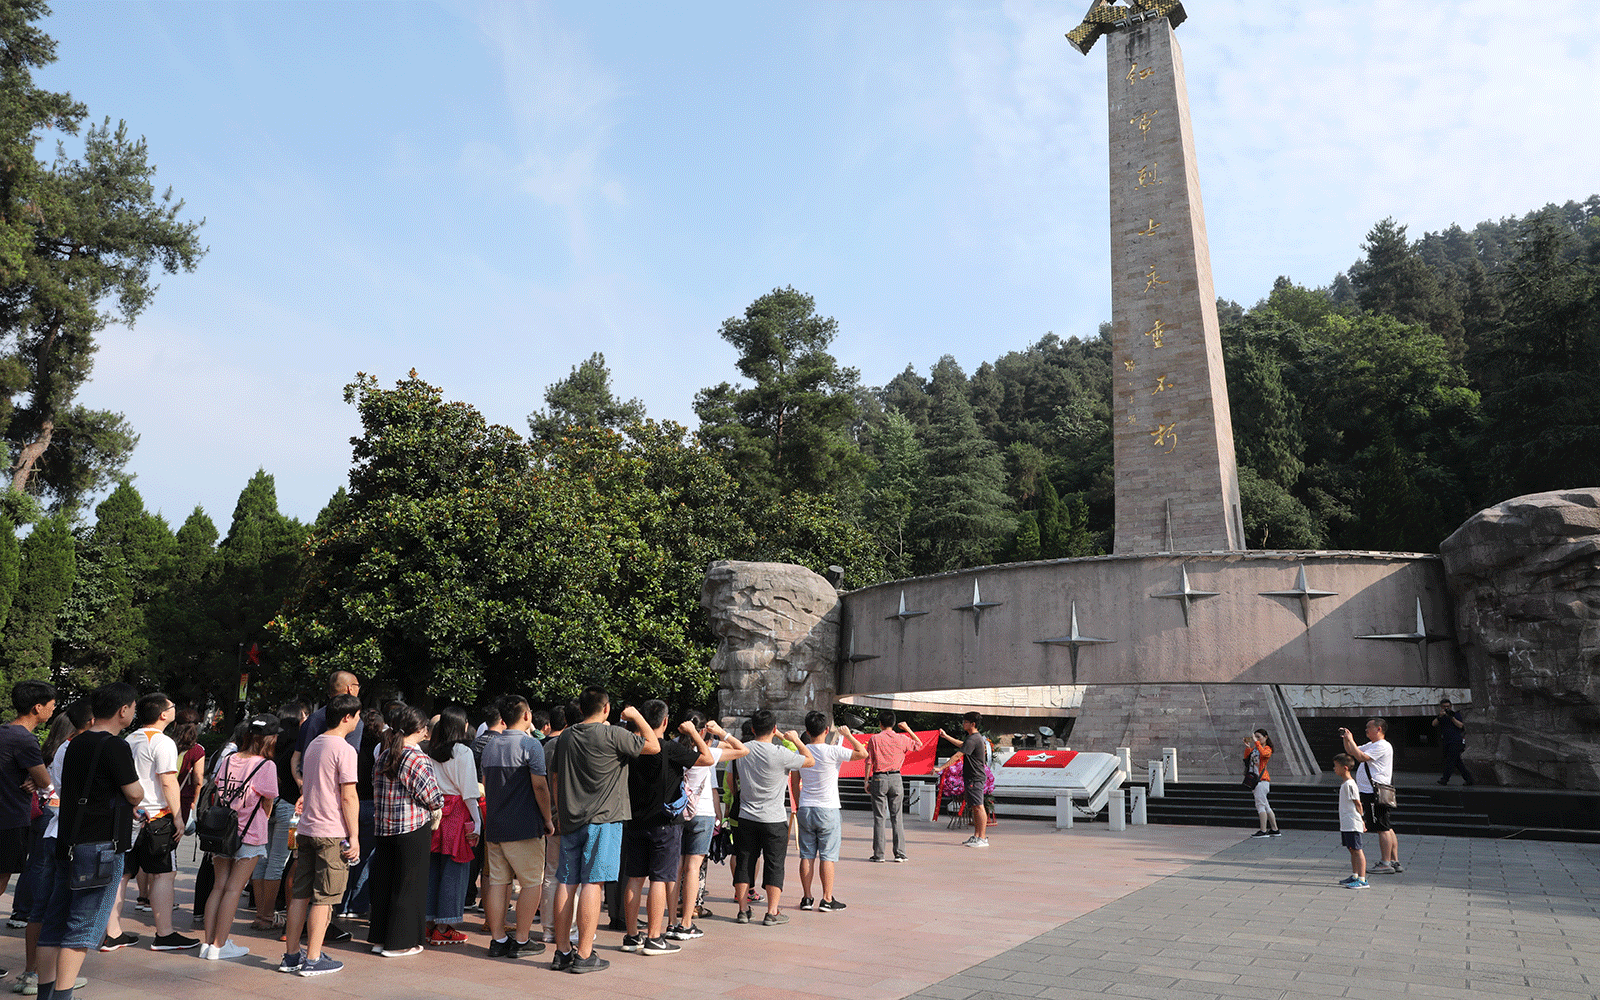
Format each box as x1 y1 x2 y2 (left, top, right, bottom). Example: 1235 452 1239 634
194 753 270 856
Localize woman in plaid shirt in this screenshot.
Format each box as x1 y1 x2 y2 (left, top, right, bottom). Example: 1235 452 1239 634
366 705 443 958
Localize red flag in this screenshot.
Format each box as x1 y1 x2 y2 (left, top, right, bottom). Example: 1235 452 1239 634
838 730 939 778
1001 749 1079 769
246 643 261 666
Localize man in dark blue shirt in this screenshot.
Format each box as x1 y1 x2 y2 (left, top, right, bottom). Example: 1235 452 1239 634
1433 699 1474 785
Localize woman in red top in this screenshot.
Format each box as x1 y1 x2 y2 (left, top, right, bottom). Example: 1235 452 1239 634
1244 730 1279 838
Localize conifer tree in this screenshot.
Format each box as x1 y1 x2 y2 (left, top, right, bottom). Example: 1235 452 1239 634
912 356 1013 572
0 512 73 687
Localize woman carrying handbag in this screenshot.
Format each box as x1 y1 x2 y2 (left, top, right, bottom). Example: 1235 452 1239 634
1243 730 1280 838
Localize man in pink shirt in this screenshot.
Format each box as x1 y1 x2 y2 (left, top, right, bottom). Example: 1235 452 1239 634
863 715 921 863
280 694 360 978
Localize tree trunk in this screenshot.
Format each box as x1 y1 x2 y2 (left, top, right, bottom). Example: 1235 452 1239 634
10 418 53 494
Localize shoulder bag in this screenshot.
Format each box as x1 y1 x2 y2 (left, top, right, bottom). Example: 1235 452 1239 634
1362 760 1397 807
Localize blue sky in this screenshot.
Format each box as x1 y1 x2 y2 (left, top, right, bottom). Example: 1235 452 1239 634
35 1 1600 528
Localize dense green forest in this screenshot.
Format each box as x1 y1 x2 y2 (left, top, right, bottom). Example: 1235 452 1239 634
1 2 1596 717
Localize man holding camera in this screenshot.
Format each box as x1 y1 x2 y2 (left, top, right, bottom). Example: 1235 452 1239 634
1432 699 1474 786
1339 719 1401 874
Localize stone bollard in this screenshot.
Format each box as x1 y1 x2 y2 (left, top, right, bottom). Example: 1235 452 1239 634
1117 747 1132 777
1163 747 1179 783
1148 760 1165 797
1108 789 1126 831
1055 794 1074 830
1129 785 1147 825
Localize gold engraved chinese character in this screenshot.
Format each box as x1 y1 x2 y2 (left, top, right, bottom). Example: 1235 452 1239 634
1143 319 1166 348
1126 62 1154 84
1152 375 1174 394
1123 359 1137 371
1128 413 1137 424
1143 264 1168 293
1150 422 1178 454
1130 110 1157 133
1136 218 1161 236
1137 163 1161 188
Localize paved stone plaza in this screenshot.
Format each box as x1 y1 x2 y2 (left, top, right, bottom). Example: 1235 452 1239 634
2 811 1593 1000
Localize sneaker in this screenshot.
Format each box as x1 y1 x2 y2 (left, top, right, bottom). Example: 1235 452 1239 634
973 838 989 848
798 897 816 911
667 923 704 939
4 919 26 930
1250 830 1272 838
379 946 423 958
217 941 250 960
1269 830 1283 837
297 954 344 977
818 898 847 912
618 934 644 953
371 945 384 954
734 910 751 924
12 972 36 994
1368 861 1393 874
1337 875 1360 885
135 896 152 912
1344 878 1369 890
199 944 219 961
762 912 789 926
487 938 513 958
151 932 200 951
961 836 980 846
326 921 353 942
100 932 139 952
641 937 681 956
1388 861 1403 873
894 854 908 862
568 952 609 974
514 937 544 956
868 855 885 863
551 950 573 972
277 951 304 973
426 925 467 946
745 889 763 904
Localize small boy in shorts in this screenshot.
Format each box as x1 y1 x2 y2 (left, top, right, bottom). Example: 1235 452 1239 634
1332 753 1367 889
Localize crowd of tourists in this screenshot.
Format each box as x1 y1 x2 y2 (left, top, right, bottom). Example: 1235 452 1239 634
0 673 989 992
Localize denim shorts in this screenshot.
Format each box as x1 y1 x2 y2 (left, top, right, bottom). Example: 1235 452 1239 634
39 850 125 950
233 841 268 862
264 797 294 880
680 815 715 857
557 822 621 886
797 807 841 862
23 838 57 923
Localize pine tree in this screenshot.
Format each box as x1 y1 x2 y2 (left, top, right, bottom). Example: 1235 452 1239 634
912 357 1013 572
0 513 73 688
862 410 924 579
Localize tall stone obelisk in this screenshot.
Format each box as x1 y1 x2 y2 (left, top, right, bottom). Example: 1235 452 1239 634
1071 2 1243 555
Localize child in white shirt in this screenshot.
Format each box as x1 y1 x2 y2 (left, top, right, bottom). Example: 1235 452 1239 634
1332 753 1367 889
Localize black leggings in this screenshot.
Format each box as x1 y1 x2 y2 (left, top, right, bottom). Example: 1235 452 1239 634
368 826 430 950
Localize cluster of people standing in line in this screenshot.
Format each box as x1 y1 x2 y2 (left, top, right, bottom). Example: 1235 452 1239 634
0 670 996 989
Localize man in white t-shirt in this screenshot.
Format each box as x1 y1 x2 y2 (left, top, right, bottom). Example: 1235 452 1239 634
791 712 866 913
120 693 197 951
1340 718 1401 874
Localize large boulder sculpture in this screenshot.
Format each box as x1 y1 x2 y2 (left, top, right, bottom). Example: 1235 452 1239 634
1440 489 1600 789
700 560 839 732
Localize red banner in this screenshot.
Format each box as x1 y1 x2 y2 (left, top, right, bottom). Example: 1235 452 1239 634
838 730 938 778
1001 749 1079 768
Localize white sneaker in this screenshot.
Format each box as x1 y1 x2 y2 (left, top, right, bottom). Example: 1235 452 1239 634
543 929 555 944
199 944 220 960
975 838 990 847
217 941 250 960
